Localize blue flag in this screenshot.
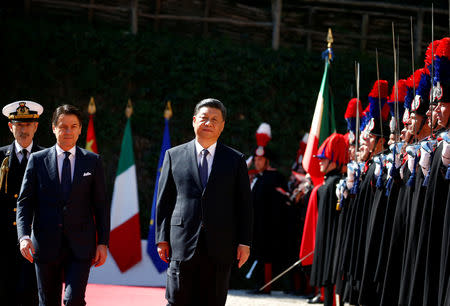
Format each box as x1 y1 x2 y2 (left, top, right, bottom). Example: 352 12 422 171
147 117 171 273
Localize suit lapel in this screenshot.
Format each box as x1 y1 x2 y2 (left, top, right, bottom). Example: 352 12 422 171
206 142 222 188
187 140 203 191
44 146 59 187
71 146 85 189
7 142 15 168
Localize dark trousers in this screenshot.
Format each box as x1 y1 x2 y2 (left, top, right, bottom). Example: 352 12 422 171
323 285 334 306
34 246 91 306
166 231 232 306
0 248 39 306
17 256 39 306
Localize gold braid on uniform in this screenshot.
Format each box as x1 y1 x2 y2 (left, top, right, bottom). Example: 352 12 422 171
0 156 9 193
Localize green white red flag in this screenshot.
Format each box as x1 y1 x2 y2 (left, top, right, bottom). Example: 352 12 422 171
109 104 142 272
301 59 336 185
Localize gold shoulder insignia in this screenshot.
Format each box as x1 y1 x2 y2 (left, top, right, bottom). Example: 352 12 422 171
0 156 10 193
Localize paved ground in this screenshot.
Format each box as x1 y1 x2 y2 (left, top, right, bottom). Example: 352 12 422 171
226 290 311 305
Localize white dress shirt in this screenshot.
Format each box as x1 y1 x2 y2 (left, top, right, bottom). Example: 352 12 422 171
55 144 76 182
14 140 33 163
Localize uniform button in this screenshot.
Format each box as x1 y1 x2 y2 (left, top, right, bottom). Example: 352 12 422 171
13 208 17 212
14 194 18 198
13 222 17 226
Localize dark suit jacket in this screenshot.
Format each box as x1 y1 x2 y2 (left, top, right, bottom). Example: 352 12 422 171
17 145 110 262
0 142 44 258
155 140 253 264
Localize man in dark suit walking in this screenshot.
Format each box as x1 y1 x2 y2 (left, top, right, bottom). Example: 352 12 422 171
1 101 44 305
17 104 110 306
156 98 253 306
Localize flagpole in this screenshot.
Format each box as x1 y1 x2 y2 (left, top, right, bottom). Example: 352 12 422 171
88 96 96 115
355 61 360 161
375 49 384 144
410 16 418 144
327 28 333 63
392 23 400 142
430 4 435 140
126 98 133 118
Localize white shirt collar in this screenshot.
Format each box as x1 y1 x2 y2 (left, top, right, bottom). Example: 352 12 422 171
14 140 33 154
195 139 217 157
55 144 76 157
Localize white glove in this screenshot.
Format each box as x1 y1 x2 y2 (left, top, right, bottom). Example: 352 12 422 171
374 162 382 177
408 154 416 174
385 161 393 179
343 189 349 199
419 147 431 177
400 163 405 180
442 140 450 167
395 153 403 169
346 163 356 189
336 181 342 200
346 180 354 190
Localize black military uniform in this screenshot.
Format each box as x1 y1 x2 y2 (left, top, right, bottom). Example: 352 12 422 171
0 101 44 305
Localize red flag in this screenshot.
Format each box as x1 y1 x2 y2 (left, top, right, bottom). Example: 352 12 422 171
86 97 98 153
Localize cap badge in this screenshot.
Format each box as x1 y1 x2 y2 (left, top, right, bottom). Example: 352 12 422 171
403 109 410 124
255 146 265 156
430 84 443 103
412 95 422 111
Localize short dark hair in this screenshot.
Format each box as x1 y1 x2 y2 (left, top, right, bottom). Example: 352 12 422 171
52 104 82 126
193 98 227 121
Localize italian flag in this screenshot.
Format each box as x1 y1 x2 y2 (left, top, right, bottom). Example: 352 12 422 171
109 118 142 272
302 59 336 185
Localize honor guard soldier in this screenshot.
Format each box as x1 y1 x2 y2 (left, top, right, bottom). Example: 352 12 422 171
247 123 288 294
0 100 44 305
310 133 348 306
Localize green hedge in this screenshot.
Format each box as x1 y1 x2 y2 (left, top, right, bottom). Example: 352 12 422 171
1 15 410 237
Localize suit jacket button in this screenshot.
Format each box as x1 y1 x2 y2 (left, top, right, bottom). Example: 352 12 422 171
14 194 18 198
13 222 17 226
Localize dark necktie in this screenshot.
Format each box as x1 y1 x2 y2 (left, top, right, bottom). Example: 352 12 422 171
20 149 28 167
199 149 209 189
61 151 72 200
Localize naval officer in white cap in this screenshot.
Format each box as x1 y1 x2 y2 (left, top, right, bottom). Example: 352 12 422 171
0 100 44 305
